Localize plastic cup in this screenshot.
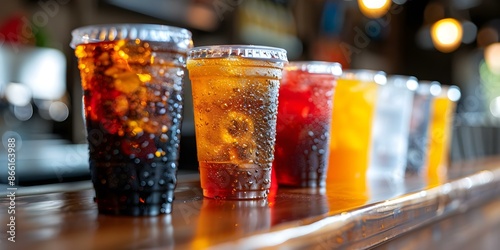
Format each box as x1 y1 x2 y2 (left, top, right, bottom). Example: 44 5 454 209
187 45 287 199
406 81 442 176
273 61 342 187
71 24 193 216
427 85 461 186
327 70 386 192
368 75 417 181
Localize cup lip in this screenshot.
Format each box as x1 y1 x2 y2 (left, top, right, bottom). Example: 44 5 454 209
440 85 461 101
341 69 387 85
70 23 193 50
187 44 288 63
386 75 419 91
418 80 442 96
285 61 342 76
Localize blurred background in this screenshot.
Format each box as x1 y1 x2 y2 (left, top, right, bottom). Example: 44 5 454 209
1 0 500 185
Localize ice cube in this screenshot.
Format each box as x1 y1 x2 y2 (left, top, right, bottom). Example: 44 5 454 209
114 72 141 94
114 95 129 116
221 111 254 143
228 140 257 163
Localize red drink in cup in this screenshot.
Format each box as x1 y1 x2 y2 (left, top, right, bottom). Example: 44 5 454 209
273 61 341 187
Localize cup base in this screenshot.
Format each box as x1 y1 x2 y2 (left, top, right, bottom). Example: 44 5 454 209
202 189 268 200
199 162 272 200
90 160 178 216
278 178 326 188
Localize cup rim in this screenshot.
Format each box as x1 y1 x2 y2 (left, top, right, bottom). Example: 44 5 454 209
440 85 461 101
285 61 342 76
70 23 193 50
416 80 442 96
187 44 288 63
386 75 419 91
341 69 387 85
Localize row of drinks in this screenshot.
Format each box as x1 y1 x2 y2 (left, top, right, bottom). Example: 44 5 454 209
70 24 459 216
273 64 460 192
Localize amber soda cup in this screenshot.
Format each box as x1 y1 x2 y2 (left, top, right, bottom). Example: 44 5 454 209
187 45 287 199
71 24 193 215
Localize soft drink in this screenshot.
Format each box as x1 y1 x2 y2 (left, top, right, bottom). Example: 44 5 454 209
187 45 287 199
327 70 386 191
71 24 193 215
274 61 341 187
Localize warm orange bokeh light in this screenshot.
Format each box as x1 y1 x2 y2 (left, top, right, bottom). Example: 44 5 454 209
431 18 463 53
358 0 392 18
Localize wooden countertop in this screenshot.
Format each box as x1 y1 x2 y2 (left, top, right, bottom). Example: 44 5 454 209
1 157 500 249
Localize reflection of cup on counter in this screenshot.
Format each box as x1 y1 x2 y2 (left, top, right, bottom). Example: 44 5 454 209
71 24 193 216
326 181 369 214
187 45 288 199
94 215 174 249
271 188 329 225
192 199 271 248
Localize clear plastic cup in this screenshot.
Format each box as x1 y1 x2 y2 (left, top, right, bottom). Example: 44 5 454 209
273 61 341 187
368 75 418 180
406 81 442 176
187 45 287 199
427 85 461 186
71 24 193 215
327 70 386 193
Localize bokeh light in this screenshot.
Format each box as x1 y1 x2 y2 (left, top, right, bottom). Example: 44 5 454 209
477 26 498 48
358 0 392 18
424 2 445 24
489 96 500 117
48 101 70 122
447 86 461 102
14 104 33 121
431 18 463 53
5 83 32 107
461 20 477 44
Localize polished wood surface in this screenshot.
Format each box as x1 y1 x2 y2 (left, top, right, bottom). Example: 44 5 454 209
1 157 500 249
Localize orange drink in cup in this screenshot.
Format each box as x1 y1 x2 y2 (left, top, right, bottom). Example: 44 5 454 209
427 85 460 186
327 70 386 194
187 45 287 199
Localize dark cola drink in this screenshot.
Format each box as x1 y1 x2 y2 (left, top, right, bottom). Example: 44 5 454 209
71 24 192 215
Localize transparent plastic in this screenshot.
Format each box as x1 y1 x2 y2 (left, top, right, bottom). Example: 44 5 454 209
70 23 193 51
187 45 288 199
340 69 387 85
71 24 193 215
327 69 386 194
188 45 288 63
274 61 341 188
285 61 342 76
427 85 461 185
406 81 442 176
369 75 417 191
